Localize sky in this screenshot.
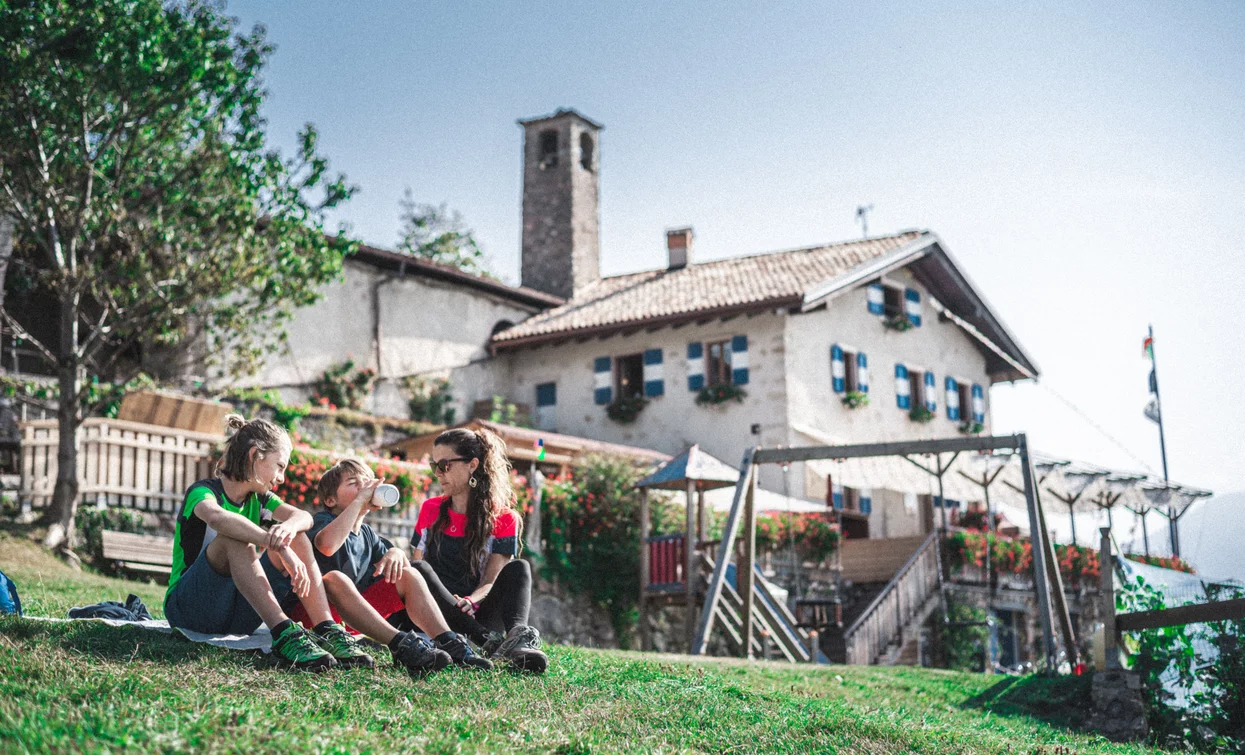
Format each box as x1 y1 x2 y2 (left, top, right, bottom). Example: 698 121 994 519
224 1 1245 564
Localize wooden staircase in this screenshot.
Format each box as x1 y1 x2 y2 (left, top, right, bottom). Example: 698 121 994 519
840 532 942 666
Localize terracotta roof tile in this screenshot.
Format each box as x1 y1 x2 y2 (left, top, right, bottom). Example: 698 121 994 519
493 231 925 346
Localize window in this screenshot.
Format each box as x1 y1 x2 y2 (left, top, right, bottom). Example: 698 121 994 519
883 285 904 318
615 353 644 399
579 132 594 171
705 340 733 386
843 349 859 392
958 382 972 420
535 382 557 431
909 369 926 408
539 129 558 169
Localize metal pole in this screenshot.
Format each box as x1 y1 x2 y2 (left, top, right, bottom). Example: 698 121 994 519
983 473 995 593
639 487 651 651
1019 434 1057 672
1149 324 1176 556
685 478 697 653
936 454 948 534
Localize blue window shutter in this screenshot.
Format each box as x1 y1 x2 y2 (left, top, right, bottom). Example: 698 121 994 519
945 376 959 420
860 488 872 515
593 356 612 405
687 342 704 391
905 287 922 327
866 284 885 315
972 383 985 423
536 382 557 407
894 364 910 410
924 371 936 412
857 352 869 393
643 348 665 397
830 345 845 393
730 335 749 385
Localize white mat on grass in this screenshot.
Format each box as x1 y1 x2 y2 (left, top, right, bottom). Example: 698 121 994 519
28 616 272 652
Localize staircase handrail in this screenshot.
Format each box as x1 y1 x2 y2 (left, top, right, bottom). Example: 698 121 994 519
843 530 939 640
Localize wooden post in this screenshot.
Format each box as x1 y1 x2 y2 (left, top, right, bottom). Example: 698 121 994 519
525 461 543 556
739 470 757 658
692 448 756 655
1100 526 1119 669
1035 477 1080 667
685 478 697 652
639 487 651 652
1019 435 1058 672
697 488 707 543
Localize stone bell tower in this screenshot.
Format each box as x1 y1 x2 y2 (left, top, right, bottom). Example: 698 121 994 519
518 109 602 300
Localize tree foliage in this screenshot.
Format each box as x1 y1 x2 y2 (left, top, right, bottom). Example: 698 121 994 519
396 189 488 276
0 0 357 550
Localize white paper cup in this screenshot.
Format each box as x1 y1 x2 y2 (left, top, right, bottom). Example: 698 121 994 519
375 483 401 507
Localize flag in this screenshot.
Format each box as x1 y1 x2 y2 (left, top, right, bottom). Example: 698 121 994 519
1142 336 1154 360
1144 398 1160 424
534 438 546 461
1148 369 1157 395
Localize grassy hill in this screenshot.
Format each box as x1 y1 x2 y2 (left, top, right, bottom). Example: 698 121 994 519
0 528 1167 754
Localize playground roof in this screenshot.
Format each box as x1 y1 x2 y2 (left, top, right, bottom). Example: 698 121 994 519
636 444 740 491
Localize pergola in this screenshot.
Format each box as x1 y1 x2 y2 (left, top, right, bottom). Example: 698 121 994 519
690 434 1080 672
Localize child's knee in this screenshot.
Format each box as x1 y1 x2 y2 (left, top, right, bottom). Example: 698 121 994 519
322 570 348 592
398 565 426 590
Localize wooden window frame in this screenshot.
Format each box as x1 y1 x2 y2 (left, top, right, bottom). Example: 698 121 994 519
614 353 645 399
705 339 733 386
908 369 926 409
882 284 904 319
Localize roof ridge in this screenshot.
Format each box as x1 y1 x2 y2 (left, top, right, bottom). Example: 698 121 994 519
596 230 928 282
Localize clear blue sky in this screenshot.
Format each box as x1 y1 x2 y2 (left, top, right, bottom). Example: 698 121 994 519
226 1 1244 555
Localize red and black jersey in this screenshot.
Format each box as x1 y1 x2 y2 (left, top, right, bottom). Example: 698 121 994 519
414 496 519 596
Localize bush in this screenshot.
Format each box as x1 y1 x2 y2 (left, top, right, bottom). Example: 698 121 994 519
273 446 435 512
311 359 376 411
605 394 648 424
938 601 989 671
538 454 675 646
403 376 455 424
695 383 746 406
755 512 840 563
76 506 147 572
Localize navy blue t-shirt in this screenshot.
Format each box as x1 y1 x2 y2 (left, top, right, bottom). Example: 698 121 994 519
308 510 395 593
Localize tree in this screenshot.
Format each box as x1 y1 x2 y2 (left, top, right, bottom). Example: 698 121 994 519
396 189 489 276
0 0 358 554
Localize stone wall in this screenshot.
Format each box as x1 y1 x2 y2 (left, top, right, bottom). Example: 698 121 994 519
527 574 619 649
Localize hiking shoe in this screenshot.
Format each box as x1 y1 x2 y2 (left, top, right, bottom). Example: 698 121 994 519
489 625 548 674
390 631 451 676
272 622 336 673
312 622 375 669
435 633 494 670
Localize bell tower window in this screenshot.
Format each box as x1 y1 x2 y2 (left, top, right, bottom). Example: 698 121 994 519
579 132 594 171
539 130 558 169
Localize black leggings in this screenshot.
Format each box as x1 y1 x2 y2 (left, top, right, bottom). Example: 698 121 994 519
407 559 532 645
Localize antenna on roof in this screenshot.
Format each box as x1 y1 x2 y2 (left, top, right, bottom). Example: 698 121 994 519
855 204 873 239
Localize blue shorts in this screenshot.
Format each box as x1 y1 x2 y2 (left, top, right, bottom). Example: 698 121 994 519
164 547 296 635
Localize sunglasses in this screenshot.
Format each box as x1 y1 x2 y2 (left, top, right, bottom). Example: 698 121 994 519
432 457 471 474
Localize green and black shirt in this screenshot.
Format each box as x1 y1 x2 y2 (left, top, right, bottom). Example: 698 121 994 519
165 478 283 601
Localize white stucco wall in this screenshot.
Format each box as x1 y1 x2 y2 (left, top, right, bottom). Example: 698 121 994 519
250 258 537 419
499 311 792 490
783 267 994 525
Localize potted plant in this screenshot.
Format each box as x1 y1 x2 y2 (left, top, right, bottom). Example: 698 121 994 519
909 405 935 423
883 314 913 332
696 383 747 406
841 390 869 409
606 394 649 424
958 419 984 435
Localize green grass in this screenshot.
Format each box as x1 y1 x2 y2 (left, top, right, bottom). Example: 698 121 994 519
0 529 1170 754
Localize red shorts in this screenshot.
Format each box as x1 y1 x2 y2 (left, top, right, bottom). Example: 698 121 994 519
289 578 407 635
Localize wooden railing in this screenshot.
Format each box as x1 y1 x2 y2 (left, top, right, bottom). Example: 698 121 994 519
645 534 687 591
19 418 220 513
843 531 940 666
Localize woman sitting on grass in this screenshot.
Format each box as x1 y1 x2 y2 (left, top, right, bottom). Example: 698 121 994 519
163 415 372 672
410 427 547 673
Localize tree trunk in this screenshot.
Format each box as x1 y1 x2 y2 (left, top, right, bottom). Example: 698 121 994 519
41 288 82 556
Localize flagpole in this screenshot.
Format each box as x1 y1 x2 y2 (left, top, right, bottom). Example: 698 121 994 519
1147 324 1176 556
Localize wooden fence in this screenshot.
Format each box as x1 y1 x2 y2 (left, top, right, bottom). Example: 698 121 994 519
19 418 221 514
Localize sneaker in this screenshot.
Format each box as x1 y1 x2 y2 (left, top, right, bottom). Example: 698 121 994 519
390 631 451 676
312 622 375 669
435 633 494 670
488 625 548 674
272 622 336 673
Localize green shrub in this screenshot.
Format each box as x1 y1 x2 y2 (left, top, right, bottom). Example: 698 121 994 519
76 506 147 572
311 359 376 411
937 601 989 671
403 376 455 424
538 454 677 646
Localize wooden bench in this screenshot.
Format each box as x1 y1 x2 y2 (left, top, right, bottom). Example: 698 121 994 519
101 530 174 576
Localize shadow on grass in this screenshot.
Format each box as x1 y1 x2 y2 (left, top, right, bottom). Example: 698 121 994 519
962 673 1094 730
0 615 247 666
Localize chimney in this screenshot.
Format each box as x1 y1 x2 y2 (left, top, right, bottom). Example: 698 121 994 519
666 227 693 271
